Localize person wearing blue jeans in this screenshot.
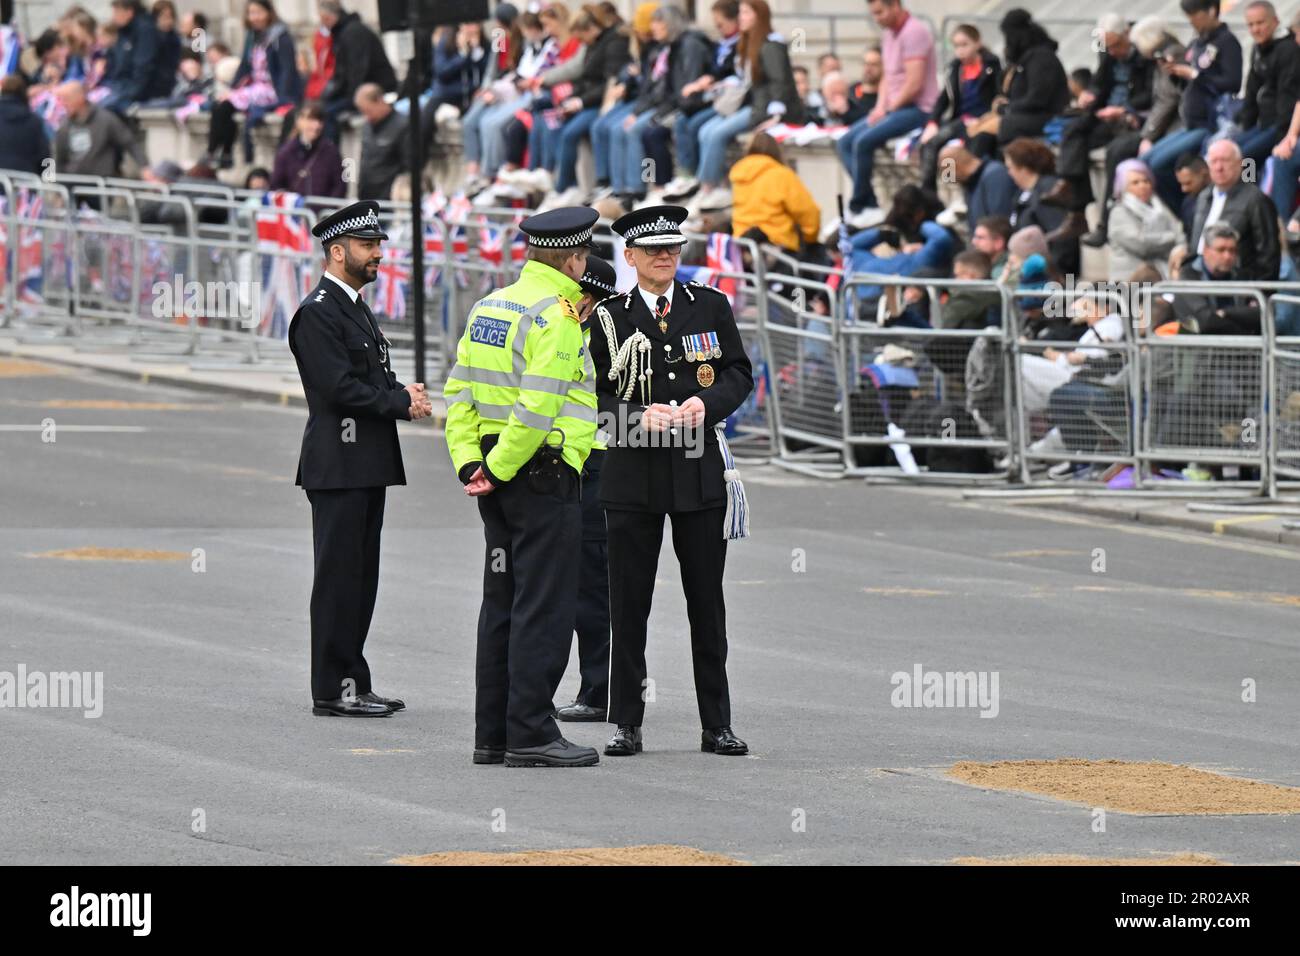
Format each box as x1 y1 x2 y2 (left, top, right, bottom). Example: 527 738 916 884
554 107 600 192
697 105 753 189
609 109 658 198
1144 127 1210 212
676 105 716 180
837 105 926 212
591 102 634 185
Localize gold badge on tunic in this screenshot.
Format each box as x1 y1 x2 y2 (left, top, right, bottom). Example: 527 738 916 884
697 363 715 387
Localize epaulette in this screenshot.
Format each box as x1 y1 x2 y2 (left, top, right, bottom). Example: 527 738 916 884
560 298 580 322
689 280 726 296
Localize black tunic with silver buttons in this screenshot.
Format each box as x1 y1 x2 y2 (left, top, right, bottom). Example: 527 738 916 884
289 277 411 490
588 280 753 513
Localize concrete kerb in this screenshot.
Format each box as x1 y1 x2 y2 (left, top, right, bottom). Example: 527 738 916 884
997 494 1300 549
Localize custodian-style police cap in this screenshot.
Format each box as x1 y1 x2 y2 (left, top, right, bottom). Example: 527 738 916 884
519 206 599 249
311 200 389 247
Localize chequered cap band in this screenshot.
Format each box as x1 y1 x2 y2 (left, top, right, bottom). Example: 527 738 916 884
624 216 682 242
528 228 594 248
584 275 617 294
320 210 382 242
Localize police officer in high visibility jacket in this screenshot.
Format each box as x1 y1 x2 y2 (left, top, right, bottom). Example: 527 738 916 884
443 206 601 768
555 255 620 722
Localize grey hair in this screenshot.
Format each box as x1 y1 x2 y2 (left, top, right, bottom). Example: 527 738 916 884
651 5 688 40
1203 222 1240 246
1130 16 1168 57
1096 12 1127 36
318 0 343 17
1246 1 1277 20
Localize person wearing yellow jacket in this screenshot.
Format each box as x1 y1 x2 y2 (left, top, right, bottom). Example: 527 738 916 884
727 132 821 253
443 206 601 768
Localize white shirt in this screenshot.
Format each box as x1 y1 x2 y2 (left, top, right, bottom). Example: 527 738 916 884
638 281 674 315
324 270 360 304
1198 188 1229 254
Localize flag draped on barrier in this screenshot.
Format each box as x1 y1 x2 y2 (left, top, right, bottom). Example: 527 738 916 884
256 191 313 340
676 232 744 310
0 191 45 305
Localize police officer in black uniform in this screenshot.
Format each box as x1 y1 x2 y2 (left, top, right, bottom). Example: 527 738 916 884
588 205 754 757
555 256 620 722
289 200 433 717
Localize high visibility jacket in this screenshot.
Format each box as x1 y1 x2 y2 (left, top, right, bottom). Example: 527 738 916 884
444 259 597 483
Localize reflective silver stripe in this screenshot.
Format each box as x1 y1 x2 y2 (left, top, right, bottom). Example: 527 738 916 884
511 403 555 431
519 373 570 394
445 387 473 405
511 296 559 375
559 402 597 423
451 364 517 388
472 400 514 421
478 298 529 313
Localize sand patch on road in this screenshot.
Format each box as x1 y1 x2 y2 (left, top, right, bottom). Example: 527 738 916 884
30 547 191 562
391 845 745 866
0 358 67 378
947 759 1300 815
955 853 1223 866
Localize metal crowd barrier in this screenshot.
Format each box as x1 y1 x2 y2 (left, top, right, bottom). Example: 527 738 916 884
9 173 1300 498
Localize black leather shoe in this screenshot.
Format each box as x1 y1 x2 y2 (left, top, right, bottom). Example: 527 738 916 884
505 737 599 767
555 701 607 722
1080 226 1109 248
311 697 393 717
701 726 748 755
604 724 642 756
473 746 505 765
360 691 405 711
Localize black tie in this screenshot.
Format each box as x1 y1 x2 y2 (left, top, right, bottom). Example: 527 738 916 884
357 294 382 341
655 295 669 333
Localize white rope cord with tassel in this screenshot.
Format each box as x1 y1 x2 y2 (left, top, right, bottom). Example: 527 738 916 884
716 424 750 540
597 303 653 405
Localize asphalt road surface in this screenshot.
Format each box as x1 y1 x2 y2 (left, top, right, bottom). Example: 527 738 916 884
3 361 1299 864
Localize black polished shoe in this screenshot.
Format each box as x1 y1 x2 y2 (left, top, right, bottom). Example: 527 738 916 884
1080 226 1109 248
505 737 599 767
555 701 607 722
360 691 405 711
311 697 393 717
701 726 748 755
473 746 506 765
604 724 642 756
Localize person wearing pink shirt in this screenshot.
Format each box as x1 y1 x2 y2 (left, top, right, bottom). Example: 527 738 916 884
836 0 939 224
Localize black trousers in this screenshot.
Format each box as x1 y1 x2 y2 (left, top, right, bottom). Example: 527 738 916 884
606 507 730 729
1058 113 1129 211
475 464 581 749
917 117 969 191
571 450 610 708
208 99 240 156
306 487 386 700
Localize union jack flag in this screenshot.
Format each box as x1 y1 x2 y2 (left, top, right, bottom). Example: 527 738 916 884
373 246 410 322
676 232 745 310
257 192 314 339
0 191 47 305
475 215 527 268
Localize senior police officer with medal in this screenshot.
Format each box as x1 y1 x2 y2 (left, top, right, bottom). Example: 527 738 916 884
443 207 602 768
588 204 754 758
289 200 433 718
554 255 621 722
